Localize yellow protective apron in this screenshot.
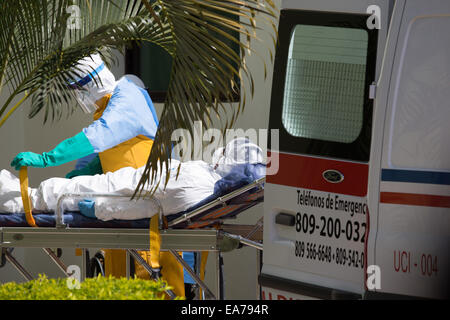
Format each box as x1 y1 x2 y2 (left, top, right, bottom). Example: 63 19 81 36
94 95 185 298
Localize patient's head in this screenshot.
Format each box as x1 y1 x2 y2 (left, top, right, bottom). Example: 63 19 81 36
212 138 264 177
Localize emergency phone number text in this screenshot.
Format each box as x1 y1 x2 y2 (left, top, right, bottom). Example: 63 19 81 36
295 212 366 243
294 241 365 269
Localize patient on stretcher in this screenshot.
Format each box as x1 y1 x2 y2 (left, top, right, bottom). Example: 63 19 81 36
0 139 265 221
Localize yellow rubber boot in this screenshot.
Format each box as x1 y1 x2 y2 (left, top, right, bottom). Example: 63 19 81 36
104 249 127 277
134 251 185 298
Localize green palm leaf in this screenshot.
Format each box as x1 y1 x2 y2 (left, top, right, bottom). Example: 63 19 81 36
0 0 167 123
0 0 277 197
135 0 277 197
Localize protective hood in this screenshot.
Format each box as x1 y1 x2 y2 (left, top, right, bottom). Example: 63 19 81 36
212 138 265 177
70 54 117 112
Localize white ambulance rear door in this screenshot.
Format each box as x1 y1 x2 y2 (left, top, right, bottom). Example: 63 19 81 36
260 0 392 300
367 0 450 299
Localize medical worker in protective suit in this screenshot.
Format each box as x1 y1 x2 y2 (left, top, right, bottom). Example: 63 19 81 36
10 54 185 298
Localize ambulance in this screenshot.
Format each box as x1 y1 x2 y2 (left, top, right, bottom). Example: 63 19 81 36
260 0 449 299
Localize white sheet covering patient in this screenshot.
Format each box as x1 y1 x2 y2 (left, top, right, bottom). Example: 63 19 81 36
0 138 264 221
0 160 221 221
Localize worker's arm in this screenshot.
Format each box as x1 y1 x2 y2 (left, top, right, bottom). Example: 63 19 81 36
82 78 158 153
11 132 94 170
66 154 103 178
11 79 158 170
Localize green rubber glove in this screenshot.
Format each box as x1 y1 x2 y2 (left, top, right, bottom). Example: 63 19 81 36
11 132 94 170
66 154 103 178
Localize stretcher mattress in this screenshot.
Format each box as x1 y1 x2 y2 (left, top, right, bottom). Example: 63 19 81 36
0 164 265 229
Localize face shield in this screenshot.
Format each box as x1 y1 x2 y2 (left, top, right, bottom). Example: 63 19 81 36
69 86 99 114
212 138 264 176
68 59 109 114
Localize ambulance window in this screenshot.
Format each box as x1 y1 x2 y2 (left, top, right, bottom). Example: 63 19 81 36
390 17 450 171
282 25 368 143
269 10 378 162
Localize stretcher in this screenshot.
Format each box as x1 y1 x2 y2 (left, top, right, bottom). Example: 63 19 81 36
0 170 265 300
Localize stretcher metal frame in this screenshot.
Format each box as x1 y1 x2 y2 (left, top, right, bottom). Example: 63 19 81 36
0 177 265 300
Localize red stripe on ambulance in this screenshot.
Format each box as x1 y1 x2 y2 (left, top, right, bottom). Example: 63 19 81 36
267 152 369 197
380 192 450 208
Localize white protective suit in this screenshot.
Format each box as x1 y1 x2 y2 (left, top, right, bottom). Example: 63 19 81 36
0 139 264 221
0 160 220 221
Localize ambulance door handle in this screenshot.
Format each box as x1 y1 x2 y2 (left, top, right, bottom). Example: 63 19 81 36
275 213 295 227
369 82 377 100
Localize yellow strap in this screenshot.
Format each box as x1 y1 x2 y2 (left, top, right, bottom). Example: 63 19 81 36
19 167 37 228
149 214 161 269
149 215 186 298
198 251 209 300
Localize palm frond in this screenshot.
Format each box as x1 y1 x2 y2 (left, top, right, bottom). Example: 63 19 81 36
0 1 18 94
0 0 176 123
0 0 277 198
135 0 277 197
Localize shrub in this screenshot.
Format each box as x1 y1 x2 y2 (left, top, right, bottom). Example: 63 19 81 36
0 274 178 300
